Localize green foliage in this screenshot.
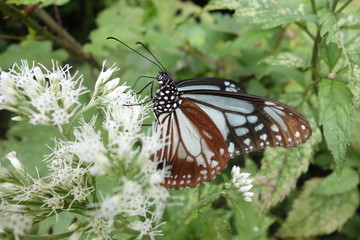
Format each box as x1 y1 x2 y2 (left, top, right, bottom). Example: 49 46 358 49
319 79 353 174
1 0 360 239
313 167 360 195
320 42 342 71
279 178 359 238
258 94 322 212
0 39 68 70
260 52 309 68
207 0 318 29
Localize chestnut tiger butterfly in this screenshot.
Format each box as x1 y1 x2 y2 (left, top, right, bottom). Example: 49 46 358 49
108 37 312 189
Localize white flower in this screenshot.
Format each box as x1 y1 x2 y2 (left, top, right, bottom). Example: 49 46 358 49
66 117 110 175
226 166 254 202
42 192 65 217
0 183 19 195
0 60 88 126
129 213 165 240
5 151 25 175
6 213 33 240
94 61 120 95
90 217 111 239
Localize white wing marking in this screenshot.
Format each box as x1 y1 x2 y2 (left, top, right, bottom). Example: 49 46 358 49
178 85 221 91
183 94 254 114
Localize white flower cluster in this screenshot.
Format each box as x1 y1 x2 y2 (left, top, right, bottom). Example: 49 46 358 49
0 60 88 127
225 166 254 202
0 61 169 240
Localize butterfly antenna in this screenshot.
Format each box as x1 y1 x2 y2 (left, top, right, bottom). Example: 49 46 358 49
136 41 167 73
107 37 165 72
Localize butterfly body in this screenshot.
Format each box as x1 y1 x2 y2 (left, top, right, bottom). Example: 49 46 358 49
152 72 312 189
153 73 180 114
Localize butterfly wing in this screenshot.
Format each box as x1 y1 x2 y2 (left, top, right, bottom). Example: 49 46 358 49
176 77 245 93
177 78 311 156
155 98 229 189
154 78 311 189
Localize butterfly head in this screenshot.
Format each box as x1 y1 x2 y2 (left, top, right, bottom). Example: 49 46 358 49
157 72 172 85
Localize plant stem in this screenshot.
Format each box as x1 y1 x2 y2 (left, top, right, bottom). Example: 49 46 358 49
336 0 353 13
296 23 315 40
310 0 317 14
331 0 339 12
63 100 97 139
184 190 224 222
309 0 321 88
0 2 100 70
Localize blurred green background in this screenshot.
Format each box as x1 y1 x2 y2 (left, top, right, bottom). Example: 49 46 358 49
1 0 360 239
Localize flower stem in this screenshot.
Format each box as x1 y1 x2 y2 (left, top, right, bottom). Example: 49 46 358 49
63 100 97 139
184 190 225 222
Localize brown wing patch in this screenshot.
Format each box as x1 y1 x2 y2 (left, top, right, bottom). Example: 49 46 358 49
154 98 229 189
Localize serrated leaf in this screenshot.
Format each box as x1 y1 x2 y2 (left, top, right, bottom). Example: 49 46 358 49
349 65 360 107
258 94 322 212
206 0 317 29
0 39 68 70
318 79 353 174
320 42 342 71
260 52 308 68
313 168 359 195
279 178 359 238
320 10 342 46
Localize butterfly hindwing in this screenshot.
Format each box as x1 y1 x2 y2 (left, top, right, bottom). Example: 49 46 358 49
155 98 229 189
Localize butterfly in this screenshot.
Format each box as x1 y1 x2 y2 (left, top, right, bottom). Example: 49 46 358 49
108 37 312 189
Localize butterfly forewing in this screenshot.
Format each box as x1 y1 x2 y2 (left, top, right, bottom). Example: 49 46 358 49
177 77 245 93
181 90 311 156
155 98 229 189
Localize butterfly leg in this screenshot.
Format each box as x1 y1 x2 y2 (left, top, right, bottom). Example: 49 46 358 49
132 75 157 90
136 80 155 99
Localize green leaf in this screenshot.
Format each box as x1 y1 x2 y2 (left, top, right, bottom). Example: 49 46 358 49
278 178 359 238
338 12 360 28
320 10 342 46
84 1 145 58
0 39 68 70
320 41 342 71
201 211 232 240
227 191 275 240
258 94 322 212
6 0 46 4
40 0 70 7
206 0 318 29
313 168 359 195
349 65 360 108
318 79 353 174
260 52 308 68
341 215 360 239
